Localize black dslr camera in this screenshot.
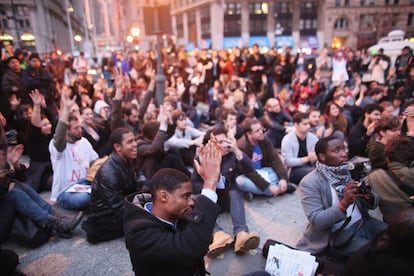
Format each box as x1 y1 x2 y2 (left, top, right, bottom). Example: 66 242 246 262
349 157 372 195
356 179 371 194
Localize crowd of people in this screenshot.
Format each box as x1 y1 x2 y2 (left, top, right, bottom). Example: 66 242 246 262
0 40 414 275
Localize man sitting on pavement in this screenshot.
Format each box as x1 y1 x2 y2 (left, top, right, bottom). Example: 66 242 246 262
124 137 222 276
281 112 319 185
348 104 382 158
236 117 295 200
49 86 98 210
366 136 414 223
82 127 144 244
296 135 387 258
192 127 260 259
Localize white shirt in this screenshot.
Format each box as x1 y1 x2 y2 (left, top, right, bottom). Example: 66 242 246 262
49 138 98 201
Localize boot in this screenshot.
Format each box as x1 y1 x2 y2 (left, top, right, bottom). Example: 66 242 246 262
234 231 260 255
207 230 234 259
46 211 84 239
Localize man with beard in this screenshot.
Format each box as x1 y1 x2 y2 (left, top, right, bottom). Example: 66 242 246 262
49 86 98 210
348 104 383 158
124 137 222 276
236 117 294 200
82 127 144 244
296 135 386 258
261 97 293 148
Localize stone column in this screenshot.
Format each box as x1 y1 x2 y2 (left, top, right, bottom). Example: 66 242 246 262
292 0 300 51
241 0 249 46
210 1 223 49
267 2 275 48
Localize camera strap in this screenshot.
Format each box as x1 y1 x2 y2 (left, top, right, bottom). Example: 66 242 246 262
386 170 414 196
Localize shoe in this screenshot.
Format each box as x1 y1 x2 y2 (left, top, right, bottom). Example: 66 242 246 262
234 231 260 255
68 211 84 230
286 183 297 194
207 230 234 258
47 211 84 239
243 192 254 202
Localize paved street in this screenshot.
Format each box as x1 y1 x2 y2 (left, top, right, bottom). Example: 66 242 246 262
5 191 307 276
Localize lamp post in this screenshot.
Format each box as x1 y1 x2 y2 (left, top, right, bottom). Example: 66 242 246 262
65 0 75 54
153 3 165 107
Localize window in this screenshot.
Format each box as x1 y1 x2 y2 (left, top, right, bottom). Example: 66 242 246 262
336 0 341 7
368 0 375 5
335 18 349 30
224 2 241 36
344 0 350 6
300 1 317 12
200 7 210 38
225 2 241 15
249 2 268 15
360 0 366 5
0 5 6 15
408 13 414 26
0 18 8 28
394 0 399 4
392 13 399 27
25 19 30 28
359 14 376 28
274 2 291 13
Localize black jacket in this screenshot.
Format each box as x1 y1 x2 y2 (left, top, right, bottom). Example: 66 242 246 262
124 191 220 276
88 153 142 225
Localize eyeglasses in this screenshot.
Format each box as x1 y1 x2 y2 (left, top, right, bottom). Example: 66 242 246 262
252 127 268 134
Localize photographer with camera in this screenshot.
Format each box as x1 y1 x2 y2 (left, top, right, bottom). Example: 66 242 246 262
296 134 387 260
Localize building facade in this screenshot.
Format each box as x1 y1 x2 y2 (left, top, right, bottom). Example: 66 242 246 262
170 0 414 51
0 0 87 55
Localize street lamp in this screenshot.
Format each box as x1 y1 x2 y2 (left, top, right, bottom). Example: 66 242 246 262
126 35 133 43
74 34 82 50
65 0 75 54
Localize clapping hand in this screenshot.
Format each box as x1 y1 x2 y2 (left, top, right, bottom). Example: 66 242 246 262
194 134 222 191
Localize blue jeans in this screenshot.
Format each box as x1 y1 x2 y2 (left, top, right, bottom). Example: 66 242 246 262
0 183 53 241
214 188 248 236
236 167 279 196
57 180 90 211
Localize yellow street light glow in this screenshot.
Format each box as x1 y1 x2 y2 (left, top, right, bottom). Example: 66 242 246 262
74 35 82 42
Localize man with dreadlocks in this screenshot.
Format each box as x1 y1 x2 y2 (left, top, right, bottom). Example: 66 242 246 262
295 134 387 259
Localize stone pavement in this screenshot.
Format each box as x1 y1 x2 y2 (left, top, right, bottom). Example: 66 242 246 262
4 191 307 276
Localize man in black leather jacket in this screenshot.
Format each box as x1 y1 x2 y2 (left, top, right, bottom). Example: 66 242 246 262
82 127 143 243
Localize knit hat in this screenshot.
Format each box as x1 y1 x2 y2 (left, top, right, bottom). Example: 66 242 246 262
93 100 109 115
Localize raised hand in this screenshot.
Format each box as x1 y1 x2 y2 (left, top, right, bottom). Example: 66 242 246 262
29 89 44 106
61 85 77 111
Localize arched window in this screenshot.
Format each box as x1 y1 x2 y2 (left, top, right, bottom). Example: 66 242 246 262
334 17 349 30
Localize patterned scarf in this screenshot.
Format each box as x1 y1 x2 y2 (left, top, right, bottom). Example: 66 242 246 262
316 161 351 199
